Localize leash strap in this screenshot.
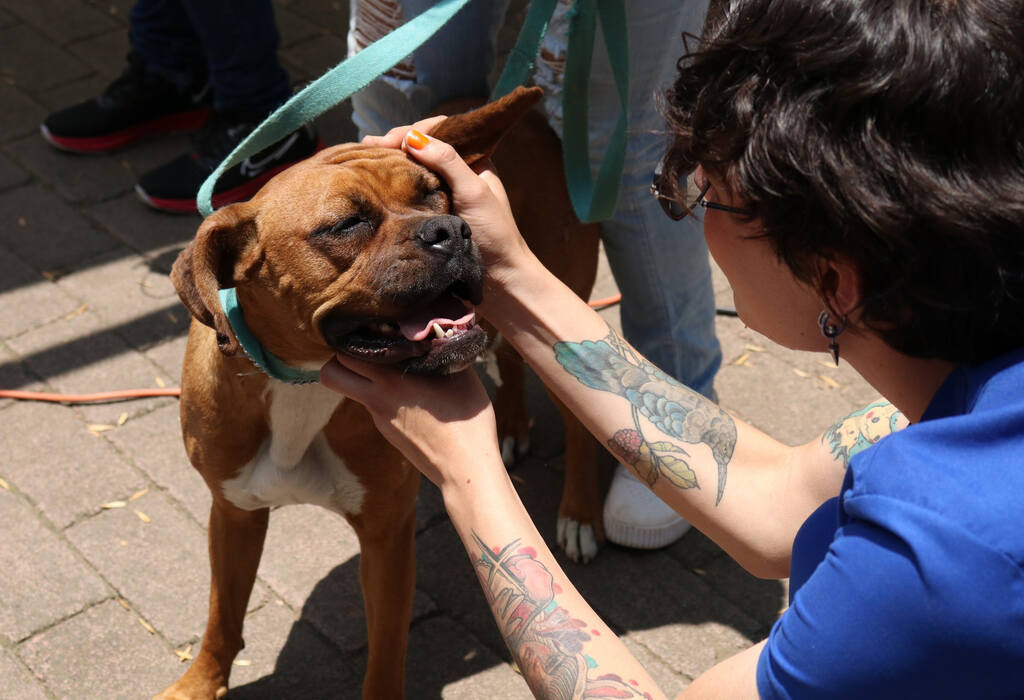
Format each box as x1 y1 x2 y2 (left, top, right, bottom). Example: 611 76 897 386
197 0 475 216
219 288 321 384
493 0 629 224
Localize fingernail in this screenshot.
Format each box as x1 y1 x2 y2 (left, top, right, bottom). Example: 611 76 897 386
406 129 429 150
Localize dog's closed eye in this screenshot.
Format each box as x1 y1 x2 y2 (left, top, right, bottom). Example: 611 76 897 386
312 215 374 239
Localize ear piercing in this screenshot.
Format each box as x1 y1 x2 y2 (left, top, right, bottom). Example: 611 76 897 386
818 310 847 365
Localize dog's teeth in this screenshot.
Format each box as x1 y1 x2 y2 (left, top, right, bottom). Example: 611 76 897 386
444 328 455 338
432 323 445 339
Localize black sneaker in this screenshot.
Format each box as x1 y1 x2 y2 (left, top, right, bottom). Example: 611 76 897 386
40 52 211 154
135 112 323 214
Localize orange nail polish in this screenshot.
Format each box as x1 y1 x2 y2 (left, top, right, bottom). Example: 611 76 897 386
406 129 429 149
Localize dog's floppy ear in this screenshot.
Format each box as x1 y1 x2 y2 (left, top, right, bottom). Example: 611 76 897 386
170 203 256 357
428 85 543 166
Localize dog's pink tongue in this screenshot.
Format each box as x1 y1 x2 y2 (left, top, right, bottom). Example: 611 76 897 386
400 308 476 341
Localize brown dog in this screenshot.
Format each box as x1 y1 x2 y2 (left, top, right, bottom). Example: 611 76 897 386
155 86 600 699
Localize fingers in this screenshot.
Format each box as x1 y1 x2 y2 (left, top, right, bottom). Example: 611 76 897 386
401 130 498 203
319 357 375 403
361 115 448 148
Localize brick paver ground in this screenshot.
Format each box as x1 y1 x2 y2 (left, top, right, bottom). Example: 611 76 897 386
0 1 877 697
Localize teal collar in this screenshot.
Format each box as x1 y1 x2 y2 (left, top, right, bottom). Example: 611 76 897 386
218 288 321 385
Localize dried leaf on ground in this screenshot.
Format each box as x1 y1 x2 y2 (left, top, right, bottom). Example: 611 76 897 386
134 509 151 523
101 501 127 509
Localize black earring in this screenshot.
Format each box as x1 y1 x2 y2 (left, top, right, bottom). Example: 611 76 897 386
817 310 847 366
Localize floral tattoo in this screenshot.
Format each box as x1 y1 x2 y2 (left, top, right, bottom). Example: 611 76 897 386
472 532 653 699
554 329 737 504
823 400 907 468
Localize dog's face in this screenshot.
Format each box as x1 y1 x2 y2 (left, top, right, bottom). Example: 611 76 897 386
171 87 542 375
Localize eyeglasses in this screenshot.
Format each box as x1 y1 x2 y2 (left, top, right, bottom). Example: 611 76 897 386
650 165 754 220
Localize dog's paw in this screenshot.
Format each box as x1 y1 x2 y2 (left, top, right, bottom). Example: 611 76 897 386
557 516 600 564
500 434 530 467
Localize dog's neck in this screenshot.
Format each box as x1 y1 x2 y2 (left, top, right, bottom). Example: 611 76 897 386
218 288 322 385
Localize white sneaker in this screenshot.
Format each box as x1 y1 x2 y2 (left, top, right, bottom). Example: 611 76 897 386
603 464 691 549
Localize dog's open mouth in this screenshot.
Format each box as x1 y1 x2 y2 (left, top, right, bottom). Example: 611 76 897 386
321 285 488 375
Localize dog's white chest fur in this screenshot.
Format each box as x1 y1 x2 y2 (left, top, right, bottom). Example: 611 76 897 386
221 382 366 516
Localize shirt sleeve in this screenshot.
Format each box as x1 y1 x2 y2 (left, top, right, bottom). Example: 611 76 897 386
756 496 1024 699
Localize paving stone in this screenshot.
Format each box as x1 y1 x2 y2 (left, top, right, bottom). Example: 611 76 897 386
0 185 120 272
623 635 690 697
142 333 188 386
0 342 45 410
0 489 108 641
571 548 761 680
222 597 302 688
312 98 358 147
65 490 214 645
55 247 190 349
3 0 116 45
66 29 129 77
5 308 176 424
716 332 865 446
404 616 533 700
31 73 107 112
0 150 30 191
85 191 196 260
0 246 82 339
103 402 210 525
702 555 788 633
0 24 91 93
0 399 146 529
256 503 436 653
0 648 50 700
0 83 48 142
19 598 182 700
6 134 136 204
217 619 358 700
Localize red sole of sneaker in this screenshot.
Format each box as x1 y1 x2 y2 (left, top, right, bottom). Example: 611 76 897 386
136 139 328 215
41 108 211 154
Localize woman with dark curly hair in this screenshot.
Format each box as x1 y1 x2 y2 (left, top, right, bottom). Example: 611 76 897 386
321 0 1024 696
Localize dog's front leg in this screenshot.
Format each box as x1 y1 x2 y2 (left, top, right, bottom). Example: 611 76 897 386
154 500 269 700
350 469 419 700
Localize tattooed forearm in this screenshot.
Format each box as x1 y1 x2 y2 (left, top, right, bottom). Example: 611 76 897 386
553 329 737 504
823 400 908 468
472 532 653 700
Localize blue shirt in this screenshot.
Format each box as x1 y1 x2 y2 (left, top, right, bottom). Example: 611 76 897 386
757 347 1024 699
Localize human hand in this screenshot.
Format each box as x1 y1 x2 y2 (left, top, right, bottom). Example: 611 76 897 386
319 355 504 492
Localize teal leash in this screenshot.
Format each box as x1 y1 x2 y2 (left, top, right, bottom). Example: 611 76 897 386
492 0 630 224
197 0 475 217
219 288 320 384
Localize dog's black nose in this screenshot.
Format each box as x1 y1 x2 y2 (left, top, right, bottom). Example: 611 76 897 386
415 215 471 255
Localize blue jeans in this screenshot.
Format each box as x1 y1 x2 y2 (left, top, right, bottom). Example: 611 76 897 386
350 0 720 397
129 0 292 114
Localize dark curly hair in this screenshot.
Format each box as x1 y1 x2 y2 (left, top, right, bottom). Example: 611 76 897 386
664 0 1024 364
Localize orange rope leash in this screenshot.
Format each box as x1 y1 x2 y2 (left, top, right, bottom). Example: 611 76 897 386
0 388 181 404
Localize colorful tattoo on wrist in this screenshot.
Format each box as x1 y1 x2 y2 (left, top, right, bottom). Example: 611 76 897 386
553 330 737 504
472 532 653 700
824 400 907 467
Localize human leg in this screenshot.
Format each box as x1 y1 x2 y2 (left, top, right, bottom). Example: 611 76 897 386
135 0 321 212
40 0 210 153
536 0 721 548
348 0 511 138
